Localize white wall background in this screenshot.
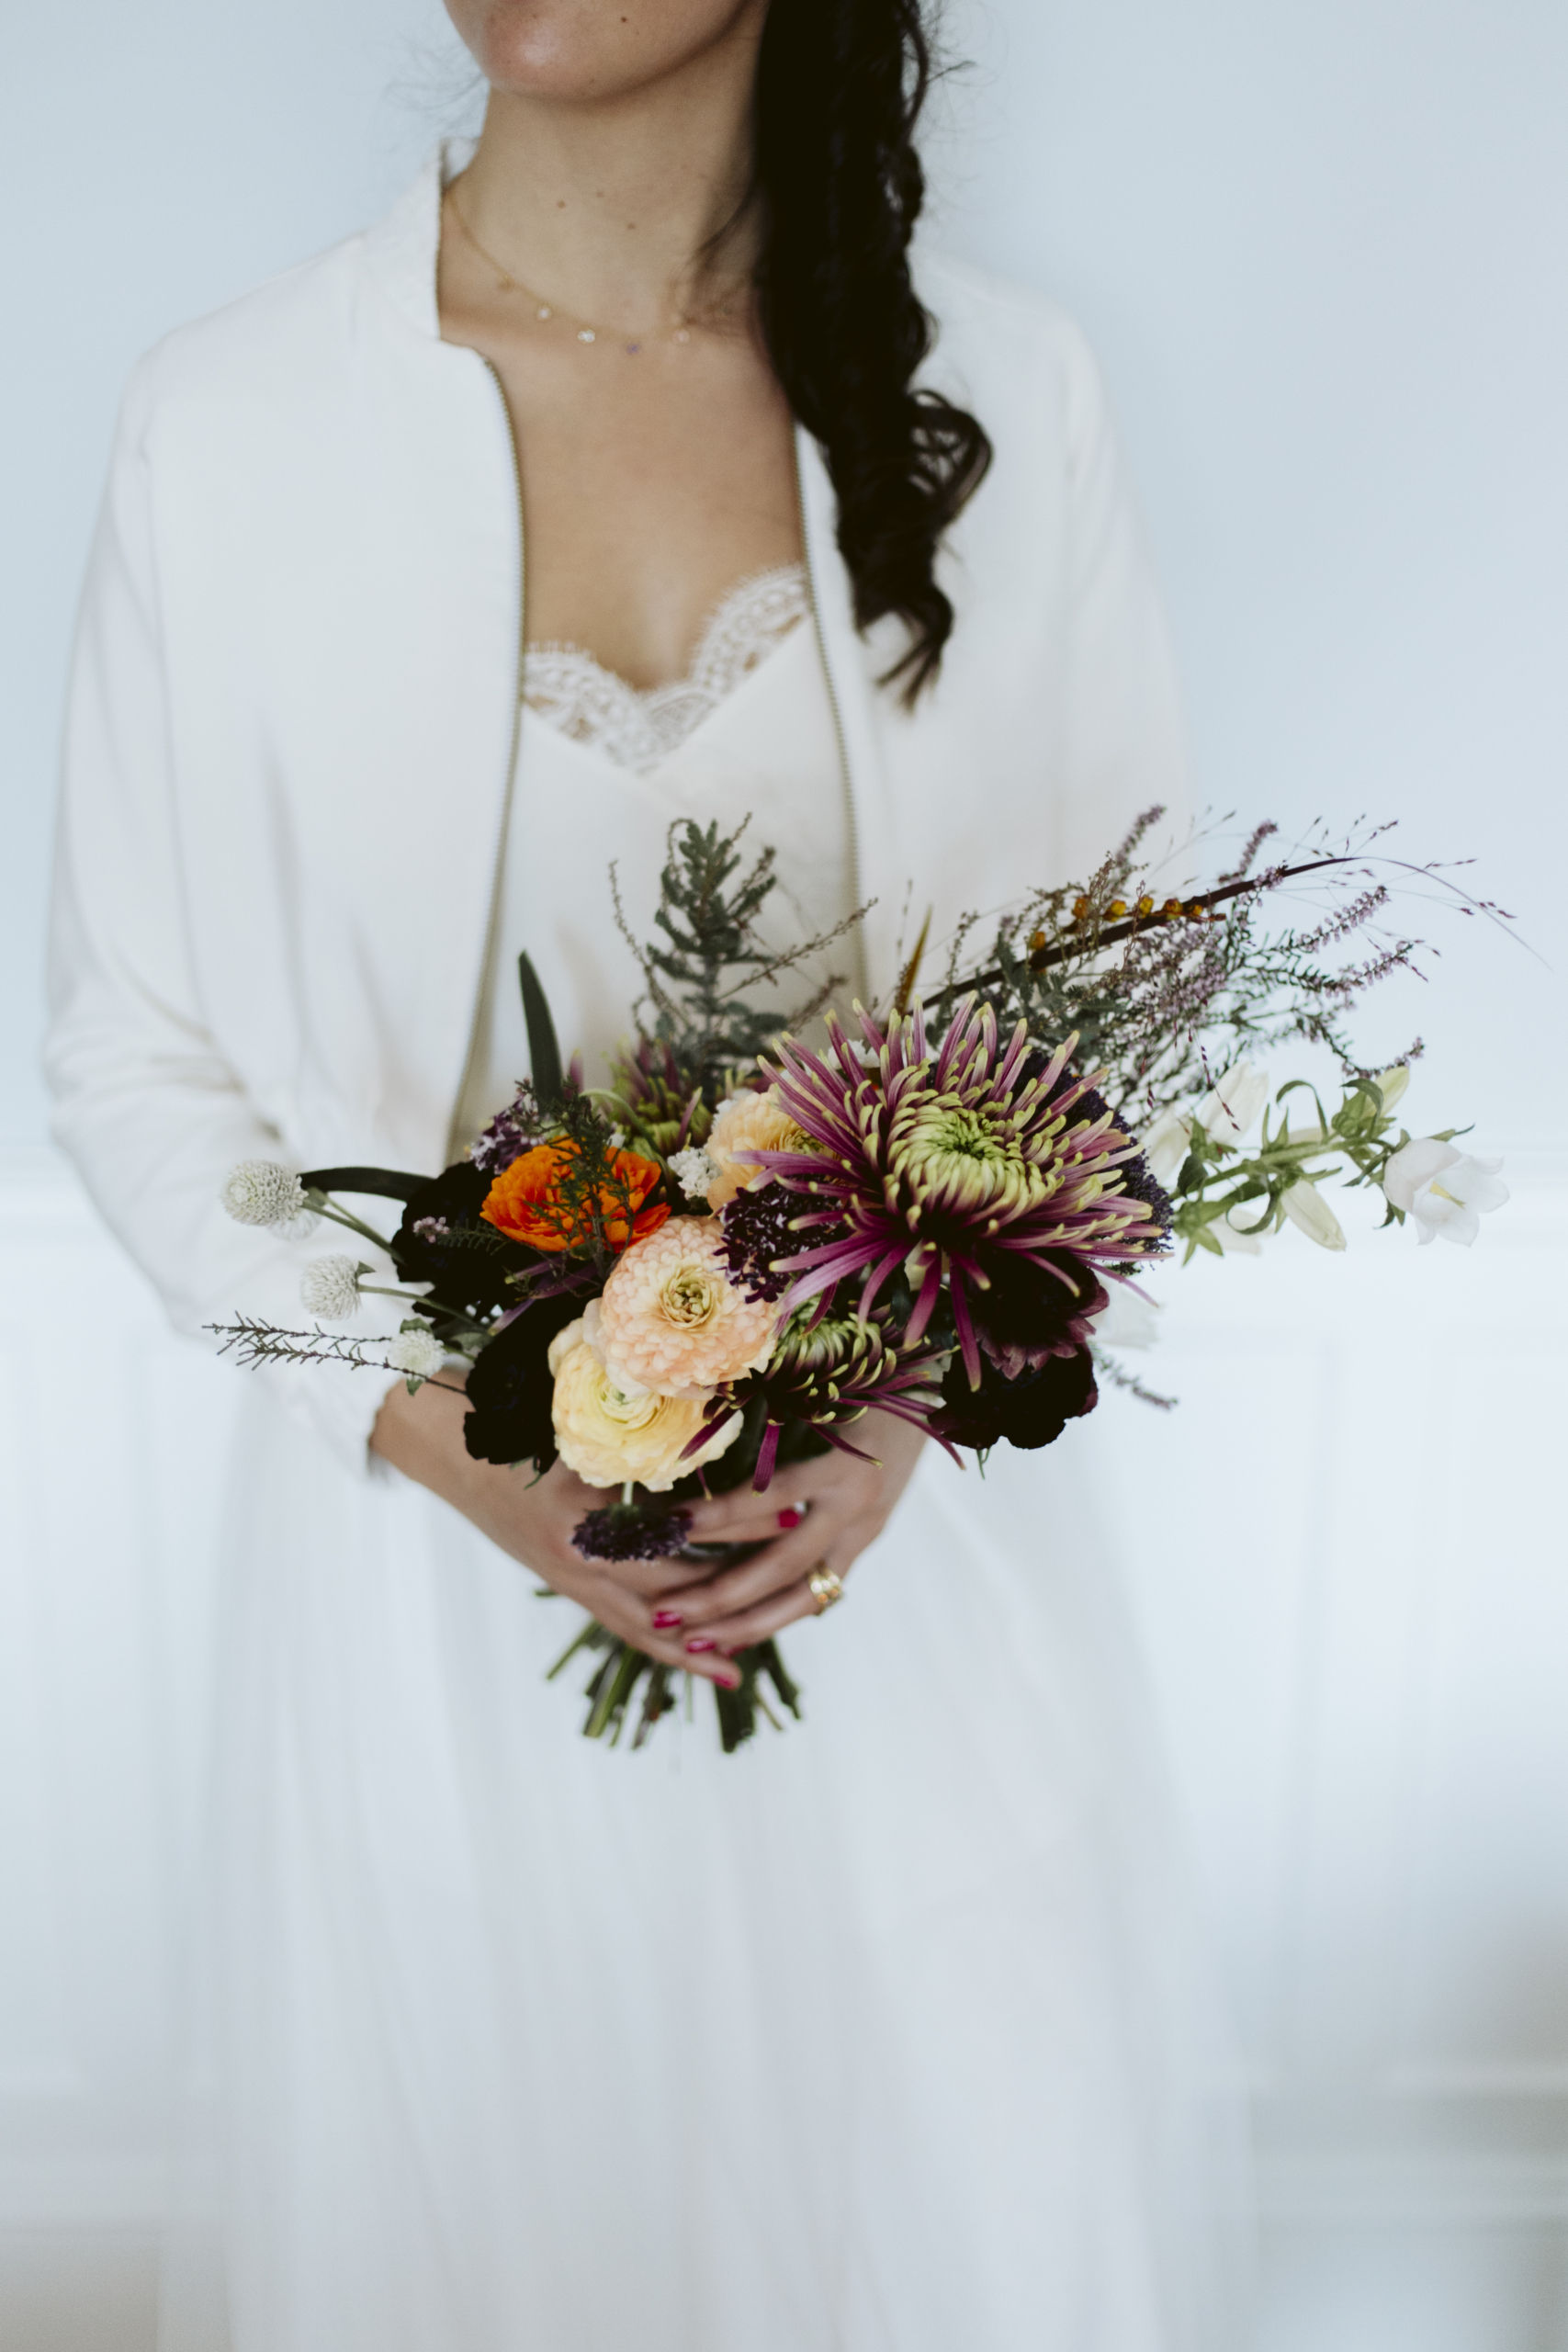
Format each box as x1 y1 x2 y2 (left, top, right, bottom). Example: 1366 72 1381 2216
2 4 1565 2346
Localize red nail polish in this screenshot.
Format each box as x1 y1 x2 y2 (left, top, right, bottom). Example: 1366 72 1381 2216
777 1502 807 1530
684 1635 716 1654
651 1610 682 1630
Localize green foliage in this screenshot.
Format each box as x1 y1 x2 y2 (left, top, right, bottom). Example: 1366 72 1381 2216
617 818 863 1091
1163 1073 1446 1259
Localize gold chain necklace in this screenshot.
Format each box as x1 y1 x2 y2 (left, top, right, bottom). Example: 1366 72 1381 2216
446 186 728 356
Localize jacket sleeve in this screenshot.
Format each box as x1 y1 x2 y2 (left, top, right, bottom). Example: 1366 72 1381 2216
1056 321 1195 882
44 365 400 1476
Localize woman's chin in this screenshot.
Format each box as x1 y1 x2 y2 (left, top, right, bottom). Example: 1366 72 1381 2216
445 0 763 107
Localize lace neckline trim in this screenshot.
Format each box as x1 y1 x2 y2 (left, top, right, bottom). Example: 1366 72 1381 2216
523 563 808 775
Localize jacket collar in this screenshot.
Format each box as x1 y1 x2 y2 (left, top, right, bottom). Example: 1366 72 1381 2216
362 141 476 340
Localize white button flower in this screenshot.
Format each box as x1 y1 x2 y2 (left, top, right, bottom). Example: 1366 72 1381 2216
300 1255 362 1318
387 1327 446 1379
1193 1062 1271 1148
220 1159 317 1236
1382 1140 1508 1246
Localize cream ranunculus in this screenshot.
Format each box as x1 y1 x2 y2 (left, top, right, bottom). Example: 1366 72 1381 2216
1382 1139 1508 1246
549 1336 741 1491
703 1087 809 1209
1193 1062 1271 1147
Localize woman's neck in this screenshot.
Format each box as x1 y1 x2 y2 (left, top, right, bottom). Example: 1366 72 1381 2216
456 42 762 337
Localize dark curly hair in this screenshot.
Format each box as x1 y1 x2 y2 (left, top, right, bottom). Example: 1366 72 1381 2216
750 0 993 701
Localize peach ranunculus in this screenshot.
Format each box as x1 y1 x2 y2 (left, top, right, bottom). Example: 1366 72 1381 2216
703 1086 810 1210
481 1138 669 1254
592 1217 780 1400
547 1321 741 1491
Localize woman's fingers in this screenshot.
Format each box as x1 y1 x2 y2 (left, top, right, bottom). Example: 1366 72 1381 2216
659 1523 826 1626
694 1573 833 1653
547 1562 740 1688
682 1478 826 1543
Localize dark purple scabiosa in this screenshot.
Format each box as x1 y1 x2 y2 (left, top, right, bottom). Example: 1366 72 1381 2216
572 1506 693 1563
719 1182 848 1304
758 999 1166 1388
705 1308 949 1488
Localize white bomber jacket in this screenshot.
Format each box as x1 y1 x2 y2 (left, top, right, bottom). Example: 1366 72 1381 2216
45 149 1189 1472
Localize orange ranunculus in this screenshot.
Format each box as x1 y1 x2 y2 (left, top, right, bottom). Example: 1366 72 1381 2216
480 1139 670 1255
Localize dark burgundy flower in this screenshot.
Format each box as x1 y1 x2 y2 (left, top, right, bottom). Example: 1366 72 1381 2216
462 1291 584 1470
968 1246 1108 1379
392 1161 536 1317
932 1346 1100 1453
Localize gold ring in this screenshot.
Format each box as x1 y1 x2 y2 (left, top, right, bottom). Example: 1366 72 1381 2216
807 1563 844 1614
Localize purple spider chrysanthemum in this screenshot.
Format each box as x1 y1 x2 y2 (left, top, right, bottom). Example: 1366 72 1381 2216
756 997 1166 1388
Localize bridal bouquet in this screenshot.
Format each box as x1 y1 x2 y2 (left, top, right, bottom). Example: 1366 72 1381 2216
213 814 1507 1749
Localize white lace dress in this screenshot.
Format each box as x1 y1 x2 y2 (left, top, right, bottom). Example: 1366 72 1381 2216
164 574 1247 2352
455 564 853 1143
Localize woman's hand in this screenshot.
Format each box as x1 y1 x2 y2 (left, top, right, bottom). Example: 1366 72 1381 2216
372 1381 925 1678
369 1374 744 1690
659 1408 927 1657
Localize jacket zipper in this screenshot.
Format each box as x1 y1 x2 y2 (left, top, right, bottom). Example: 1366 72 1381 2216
449 356 528 1154
794 435 870 1007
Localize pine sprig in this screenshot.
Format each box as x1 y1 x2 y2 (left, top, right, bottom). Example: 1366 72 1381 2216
615 819 868 1087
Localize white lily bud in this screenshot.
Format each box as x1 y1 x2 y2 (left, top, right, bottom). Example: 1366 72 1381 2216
1372 1064 1412 1114
1280 1181 1347 1250
1193 1063 1270 1147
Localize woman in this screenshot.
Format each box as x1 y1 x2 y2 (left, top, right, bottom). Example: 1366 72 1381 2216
48 2 1245 2346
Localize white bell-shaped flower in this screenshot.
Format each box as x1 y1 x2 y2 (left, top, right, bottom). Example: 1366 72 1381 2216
1383 1139 1507 1246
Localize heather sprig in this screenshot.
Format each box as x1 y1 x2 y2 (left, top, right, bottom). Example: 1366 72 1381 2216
923 814 1463 1120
